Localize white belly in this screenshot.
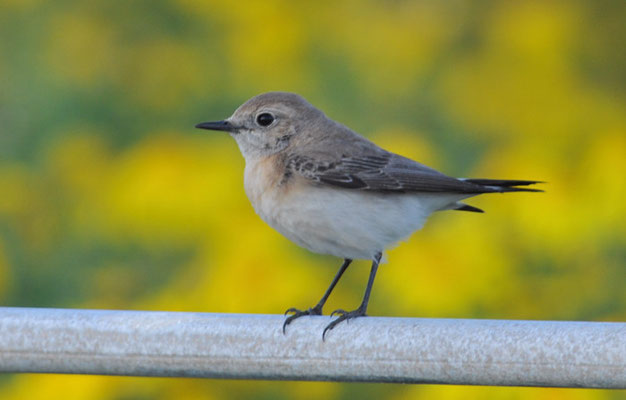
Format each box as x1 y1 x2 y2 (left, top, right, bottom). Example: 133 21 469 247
249 184 460 260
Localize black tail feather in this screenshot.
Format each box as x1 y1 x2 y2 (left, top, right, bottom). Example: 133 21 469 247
455 203 485 213
461 178 544 193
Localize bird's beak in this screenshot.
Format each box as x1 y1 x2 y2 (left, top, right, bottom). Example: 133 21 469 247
195 120 236 132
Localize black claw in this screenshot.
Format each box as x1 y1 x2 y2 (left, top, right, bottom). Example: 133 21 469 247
282 306 322 334
322 307 367 340
284 307 299 316
322 325 333 341
282 314 297 334
330 309 346 317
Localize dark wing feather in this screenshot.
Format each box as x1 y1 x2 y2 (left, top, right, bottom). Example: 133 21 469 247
287 152 542 194
289 153 492 193
461 178 544 187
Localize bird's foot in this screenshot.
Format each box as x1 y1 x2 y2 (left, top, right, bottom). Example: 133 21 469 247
322 306 367 340
283 305 323 333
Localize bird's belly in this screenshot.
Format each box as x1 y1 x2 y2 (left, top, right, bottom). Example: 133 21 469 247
252 186 451 260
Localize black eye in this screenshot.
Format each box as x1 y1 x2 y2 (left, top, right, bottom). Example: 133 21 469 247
256 113 275 127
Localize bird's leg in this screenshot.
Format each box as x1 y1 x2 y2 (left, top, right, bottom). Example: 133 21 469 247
323 252 382 340
283 258 352 333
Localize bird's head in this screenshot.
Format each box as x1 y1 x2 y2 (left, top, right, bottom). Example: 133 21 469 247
196 92 325 159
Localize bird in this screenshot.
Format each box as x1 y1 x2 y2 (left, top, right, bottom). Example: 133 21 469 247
195 91 542 339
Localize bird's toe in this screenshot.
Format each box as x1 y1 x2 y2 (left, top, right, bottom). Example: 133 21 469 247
282 305 323 334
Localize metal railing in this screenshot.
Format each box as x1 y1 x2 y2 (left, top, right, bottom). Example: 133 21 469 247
0 307 624 388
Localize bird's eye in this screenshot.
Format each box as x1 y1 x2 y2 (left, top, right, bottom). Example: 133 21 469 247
256 113 275 127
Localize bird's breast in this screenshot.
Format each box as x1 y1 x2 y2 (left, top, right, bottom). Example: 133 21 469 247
243 155 291 221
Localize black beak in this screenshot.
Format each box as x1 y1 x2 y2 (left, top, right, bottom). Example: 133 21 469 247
195 120 235 132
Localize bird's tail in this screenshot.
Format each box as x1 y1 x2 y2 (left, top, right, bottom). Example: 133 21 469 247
459 178 544 193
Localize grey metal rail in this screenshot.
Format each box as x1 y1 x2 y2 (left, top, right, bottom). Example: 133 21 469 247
0 307 624 388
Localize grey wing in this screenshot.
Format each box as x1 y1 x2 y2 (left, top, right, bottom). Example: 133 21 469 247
288 152 542 194
287 152 490 193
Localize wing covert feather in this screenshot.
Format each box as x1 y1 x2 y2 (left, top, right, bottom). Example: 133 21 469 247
286 152 492 194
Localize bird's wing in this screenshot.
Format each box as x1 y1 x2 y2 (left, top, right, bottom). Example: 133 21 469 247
287 152 541 194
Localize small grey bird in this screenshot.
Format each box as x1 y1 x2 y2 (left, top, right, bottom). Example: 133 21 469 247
196 91 541 338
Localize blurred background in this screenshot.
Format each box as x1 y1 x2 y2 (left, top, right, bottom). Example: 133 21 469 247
1 0 625 399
